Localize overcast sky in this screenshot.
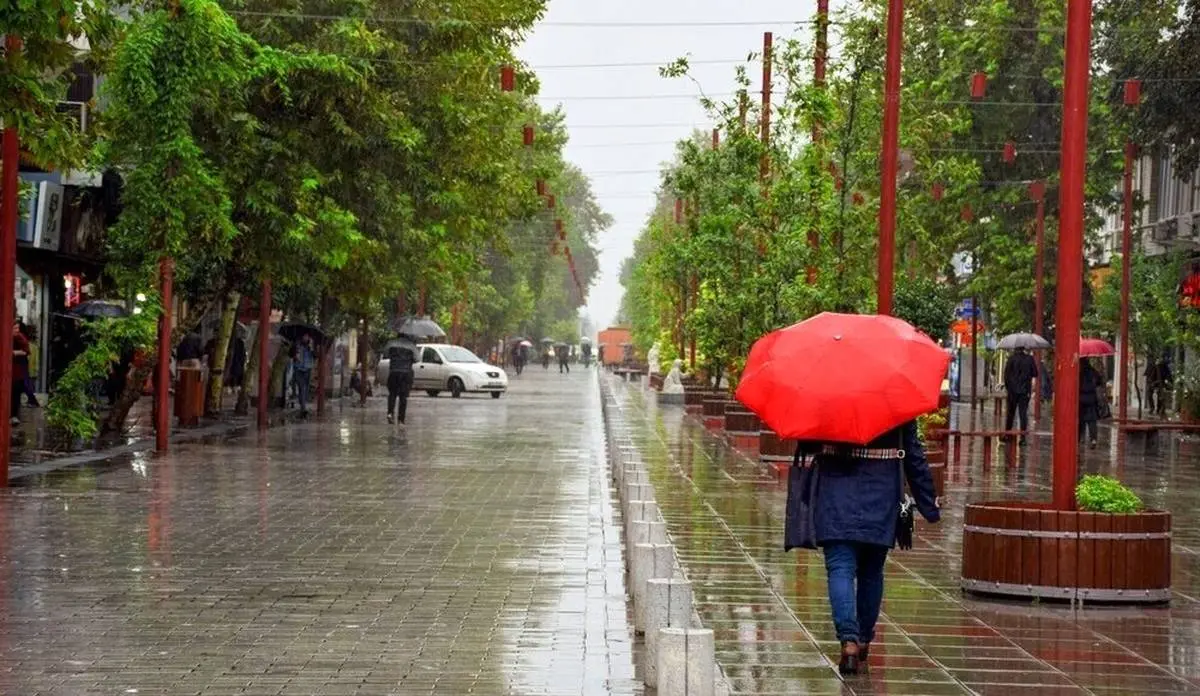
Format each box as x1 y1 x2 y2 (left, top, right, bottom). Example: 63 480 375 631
518 1 821 330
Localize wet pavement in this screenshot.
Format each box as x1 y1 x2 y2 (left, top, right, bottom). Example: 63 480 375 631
606 378 1200 695
0 370 641 695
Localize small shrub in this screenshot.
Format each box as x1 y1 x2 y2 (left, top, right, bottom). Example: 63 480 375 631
1075 475 1143 514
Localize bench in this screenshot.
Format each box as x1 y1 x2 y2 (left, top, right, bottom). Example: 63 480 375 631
948 429 1025 467
1119 420 1200 449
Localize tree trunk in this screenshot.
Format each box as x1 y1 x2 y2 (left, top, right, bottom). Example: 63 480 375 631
206 292 240 417
103 300 215 434
268 341 289 408
235 323 262 415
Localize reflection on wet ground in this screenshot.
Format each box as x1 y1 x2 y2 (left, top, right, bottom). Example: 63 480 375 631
0 370 640 695
609 379 1200 695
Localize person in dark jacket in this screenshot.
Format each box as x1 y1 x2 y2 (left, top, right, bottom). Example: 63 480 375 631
812 421 940 674
386 337 416 425
1003 347 1038 439
1079 359 1101 447
555 343 570 374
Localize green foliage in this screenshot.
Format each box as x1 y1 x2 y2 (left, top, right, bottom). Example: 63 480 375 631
46 307 158 440
1075 475 1144 514
916 409 948 443
1178 362 1200 420
894 277 956 341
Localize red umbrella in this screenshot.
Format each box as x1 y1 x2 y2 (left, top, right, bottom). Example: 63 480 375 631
735 313 950 445
1079 338 1115 357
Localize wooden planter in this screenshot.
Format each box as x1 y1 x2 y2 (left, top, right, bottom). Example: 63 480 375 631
702 396 734 430
649 373 664 391
961 502 1171 604
725 404 761 453
759 428 794 475
683 387 711 414
924 446 947 497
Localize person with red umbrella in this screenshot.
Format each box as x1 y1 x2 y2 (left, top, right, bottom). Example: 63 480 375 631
1078 339 1114 448
736 313 943 674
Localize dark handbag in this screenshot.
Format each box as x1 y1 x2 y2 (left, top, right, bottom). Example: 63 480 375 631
893 430 916 550
784 444 819 551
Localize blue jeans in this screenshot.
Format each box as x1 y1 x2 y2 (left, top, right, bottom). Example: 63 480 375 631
294 369 311 412
822 541 890 644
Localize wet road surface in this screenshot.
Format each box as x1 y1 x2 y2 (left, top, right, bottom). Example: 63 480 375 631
608 378 1200 695
0 369 640 695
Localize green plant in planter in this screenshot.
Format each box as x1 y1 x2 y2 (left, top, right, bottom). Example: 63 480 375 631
1076 475 1143 513
1178 363 1200 422
917 411 948 443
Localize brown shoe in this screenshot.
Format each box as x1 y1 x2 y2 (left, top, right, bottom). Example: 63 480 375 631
839 641 860 675
858 642 871 663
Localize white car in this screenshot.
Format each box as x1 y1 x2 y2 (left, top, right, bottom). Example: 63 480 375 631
376 344 508 399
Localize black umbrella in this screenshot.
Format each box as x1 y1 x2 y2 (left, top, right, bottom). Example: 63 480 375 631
392 315 445 340
541 337 555 344
68 299 128 319
278 322 326 345
580 337 593 344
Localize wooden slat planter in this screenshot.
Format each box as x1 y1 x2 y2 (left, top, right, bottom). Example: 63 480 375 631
961 502 1171 604
724 404 761 453
759 428 794 475
702 396 734 431
924 446 946 497
683 387 711 415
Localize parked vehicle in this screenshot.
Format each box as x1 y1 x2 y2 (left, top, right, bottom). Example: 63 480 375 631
376 344 508 399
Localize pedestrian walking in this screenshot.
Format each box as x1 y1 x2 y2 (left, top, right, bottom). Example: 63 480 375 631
1003 347 1037 441
542 347 551 370
385 336 416 425
1079 358 1101 448
292 333 315 417
555 343 570 374
1157 358 1173 416
510 342 525 376
806 424 941 674
11 320 30 426
227 333 246 392
176 329 203 370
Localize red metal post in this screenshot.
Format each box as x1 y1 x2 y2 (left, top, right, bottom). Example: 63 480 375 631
712 128 719 149
0 46 19 481
257 278 271 430
1119 140 1135 423
971 295 979 408
760 32 773 184
1052 0 1092 511
155 258 174 451
877 0 904 316
1031 180 1046 420
359 317 369 406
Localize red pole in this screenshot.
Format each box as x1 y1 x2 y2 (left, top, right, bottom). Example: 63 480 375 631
760 32 773 184
359 318 369 406
712 128 719 150
155 258 174 451
971 296 979 408
0 37 21 484
316 296 328 416
877 0 904 316
257 278 271 430
1032 180 1047 420
1052 0 1092 511
1119 140 1135 423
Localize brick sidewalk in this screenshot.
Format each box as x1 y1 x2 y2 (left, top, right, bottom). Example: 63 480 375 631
608 378 1200 696
0 371 641 695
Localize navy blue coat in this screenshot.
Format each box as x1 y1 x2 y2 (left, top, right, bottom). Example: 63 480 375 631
813 422 941 548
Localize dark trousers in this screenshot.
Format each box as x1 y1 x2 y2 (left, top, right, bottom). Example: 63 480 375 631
1005 392 1030 432
10 380 21 422
1079 405 1099 442
387 371 414 423
294 369 311 413
559 359 570 374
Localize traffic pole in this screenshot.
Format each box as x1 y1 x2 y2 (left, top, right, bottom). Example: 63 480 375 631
1031 180 1047 420
0 35 22 485
1052 0 1093 511
257 277 271 430
877 0 904 315
155 258 174 451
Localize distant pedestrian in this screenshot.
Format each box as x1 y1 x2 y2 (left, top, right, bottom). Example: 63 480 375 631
510 343 525 376
11 321 29 426
176 329 203 370
292 333 315 417
581 342 592 368
542 347 551 370
807 423 940 674
1079 358 1101 448
1157 359 1173 416
1002 347 1037 441
20 321 38 407
556 344 570 374
227 334 246 391
386 337 416 426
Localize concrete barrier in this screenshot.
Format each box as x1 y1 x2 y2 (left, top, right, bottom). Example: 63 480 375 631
624 500 659 544
628 519 668 547
643 578 694 688
657 628 715 696
624 482 654 506
630 542 675 633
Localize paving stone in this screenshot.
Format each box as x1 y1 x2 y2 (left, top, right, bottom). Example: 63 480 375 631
0 370 640 695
